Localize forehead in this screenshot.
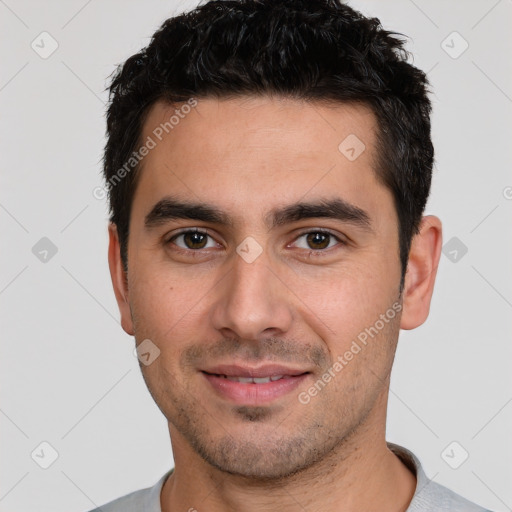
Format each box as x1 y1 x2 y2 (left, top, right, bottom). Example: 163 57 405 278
141 95 377 162
132 96 393 230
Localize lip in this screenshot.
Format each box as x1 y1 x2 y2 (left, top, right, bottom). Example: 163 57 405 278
201 364 310 405
202 363 308 378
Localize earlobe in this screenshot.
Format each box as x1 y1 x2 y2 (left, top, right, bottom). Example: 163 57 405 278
400 215 443 331
107 223 135 335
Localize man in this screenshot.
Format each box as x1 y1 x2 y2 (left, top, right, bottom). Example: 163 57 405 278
90 0 491 510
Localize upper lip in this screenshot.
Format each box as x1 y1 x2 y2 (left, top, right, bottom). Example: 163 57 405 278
201 364 310 378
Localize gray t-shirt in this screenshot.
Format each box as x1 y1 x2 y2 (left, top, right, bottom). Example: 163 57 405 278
88 444 492 512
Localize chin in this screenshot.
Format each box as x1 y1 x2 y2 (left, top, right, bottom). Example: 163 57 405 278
187 426 341 482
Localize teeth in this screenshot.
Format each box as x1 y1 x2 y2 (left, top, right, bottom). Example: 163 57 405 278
253 377 271 384
223 375 285 383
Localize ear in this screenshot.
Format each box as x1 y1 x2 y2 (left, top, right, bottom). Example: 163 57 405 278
107 223 134 335
400 215 443 330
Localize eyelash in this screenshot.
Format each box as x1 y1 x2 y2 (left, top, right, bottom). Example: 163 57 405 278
165 228 346 257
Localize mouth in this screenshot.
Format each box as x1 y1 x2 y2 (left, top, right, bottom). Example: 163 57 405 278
200 364 311 405
206 374 295 384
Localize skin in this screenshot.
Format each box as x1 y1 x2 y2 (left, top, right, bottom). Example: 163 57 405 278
108 96 442 512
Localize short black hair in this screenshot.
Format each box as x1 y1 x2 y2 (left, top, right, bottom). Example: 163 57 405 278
103 0 434 292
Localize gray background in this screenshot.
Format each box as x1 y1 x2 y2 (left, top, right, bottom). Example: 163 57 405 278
1 1 511 511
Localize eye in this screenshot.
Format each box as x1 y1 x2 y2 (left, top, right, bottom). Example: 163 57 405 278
168 230 218 250
291 230 345 251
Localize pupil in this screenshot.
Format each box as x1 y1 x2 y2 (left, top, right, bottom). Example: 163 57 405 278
307 232 329 249
185 232 207 249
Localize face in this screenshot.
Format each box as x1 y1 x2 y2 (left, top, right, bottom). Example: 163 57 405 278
112 96 406 479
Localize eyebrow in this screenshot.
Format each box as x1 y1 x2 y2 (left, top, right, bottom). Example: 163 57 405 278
144 195 373 233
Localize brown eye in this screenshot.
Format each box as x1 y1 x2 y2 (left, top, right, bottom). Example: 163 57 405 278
170 230 215 250
290 230 345 253
183 231 208 249
306 232 331 250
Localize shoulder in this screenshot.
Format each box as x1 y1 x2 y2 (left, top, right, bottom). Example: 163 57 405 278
387 443 493 512
86 469 172 512
411 478 493 512
87 487 151 512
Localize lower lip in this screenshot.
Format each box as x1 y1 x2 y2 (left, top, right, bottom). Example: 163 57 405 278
202 372 309 405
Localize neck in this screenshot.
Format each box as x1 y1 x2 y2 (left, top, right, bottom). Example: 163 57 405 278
160 395 416 512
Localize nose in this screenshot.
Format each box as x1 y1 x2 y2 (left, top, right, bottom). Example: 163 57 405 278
210 247 294 341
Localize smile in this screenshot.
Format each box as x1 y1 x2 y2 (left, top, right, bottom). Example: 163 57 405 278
210 373 292 383
201 367 310 405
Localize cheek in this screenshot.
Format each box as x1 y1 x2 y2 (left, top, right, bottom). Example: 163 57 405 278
129 268 189 337
291 261 400 375
320 306 400 392
303 259 396 324
128 264 219 362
